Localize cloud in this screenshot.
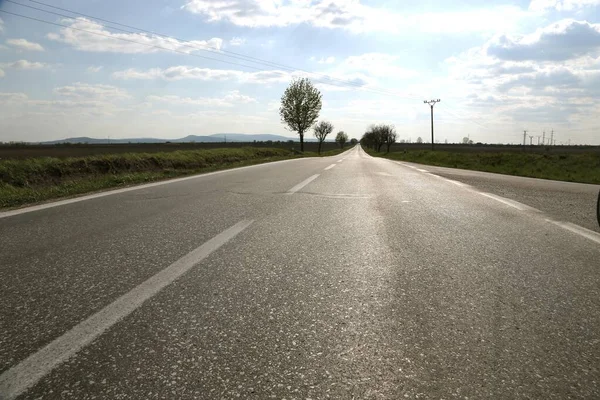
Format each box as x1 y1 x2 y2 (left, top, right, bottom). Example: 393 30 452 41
229 37 246 46
1 60 49 70
113 66 292 83
6 38 44 51
487 20 600 61
87 66 103 73
0 92 28 103
317 56 335 64
529 0 600 11
53 82 131 100
146 91 256 108
183 1 529 34
48 17 223 54
340 53 419 79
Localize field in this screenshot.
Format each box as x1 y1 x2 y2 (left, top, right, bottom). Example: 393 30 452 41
0 144 348 209
368 144 600 184
0 141 343 159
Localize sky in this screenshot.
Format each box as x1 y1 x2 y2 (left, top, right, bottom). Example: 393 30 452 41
0 0 599 145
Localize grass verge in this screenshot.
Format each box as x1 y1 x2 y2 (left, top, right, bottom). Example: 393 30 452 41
0 146 349 209
367 149 600 184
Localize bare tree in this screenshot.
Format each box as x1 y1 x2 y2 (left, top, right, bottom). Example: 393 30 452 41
279 78 322 152
335 131 348 149
313 120 334 154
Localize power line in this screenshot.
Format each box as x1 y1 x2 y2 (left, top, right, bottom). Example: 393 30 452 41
8 0 420 99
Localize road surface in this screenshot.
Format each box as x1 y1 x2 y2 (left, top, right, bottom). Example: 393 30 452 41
1 145 599 399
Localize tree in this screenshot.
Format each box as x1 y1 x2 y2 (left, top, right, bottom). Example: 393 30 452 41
350 138 358 145
335 131 348 149
313 120 334 154
381 124 397 153
279 78 322 152
416 136 423 144
462 137 469 144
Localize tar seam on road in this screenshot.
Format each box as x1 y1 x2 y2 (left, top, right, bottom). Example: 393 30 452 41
0 158 312 220
286 174 320 194
324 164 336 171
0 219 254 400
546 220 600 245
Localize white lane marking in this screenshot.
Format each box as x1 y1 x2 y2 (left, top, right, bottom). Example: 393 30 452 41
402 200 411 203
0 219 254 400
546 220 600 245
0 158 310 219
324 164 336 171
416 168 429 172
376 172 393 177
337 159 344 163
479 192 541 213
287 174 320 194
445 179 471 188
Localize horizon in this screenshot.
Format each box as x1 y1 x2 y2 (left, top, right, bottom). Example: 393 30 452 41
0 0 599 145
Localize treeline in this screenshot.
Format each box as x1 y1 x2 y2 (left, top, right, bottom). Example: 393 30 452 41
360 124 397 153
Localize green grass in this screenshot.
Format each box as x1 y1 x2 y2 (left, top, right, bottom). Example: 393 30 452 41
0 146 349 209
367 149 600 184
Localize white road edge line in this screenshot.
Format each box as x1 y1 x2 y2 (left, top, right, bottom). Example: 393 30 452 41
337 159 344 163
324 164 336 171
546 220 600 245
287 174 320 194
479 192 541 213
0 219 254 400
416 168 429 172
0 158 310 219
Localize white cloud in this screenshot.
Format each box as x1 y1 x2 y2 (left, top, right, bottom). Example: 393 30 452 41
147 91 256 108
53 82 131 100
0 92 28 103
1 60 49 70
529 0 600 11
48 18 223 54
487 20 600 61
87 66 103 73
317 56 335 64
183 1 530 34
6 38 44 51
113 66 292 83
229 37 246 46
341 53 419 79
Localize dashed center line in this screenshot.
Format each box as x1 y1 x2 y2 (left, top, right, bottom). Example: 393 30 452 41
287 174 320 194
324 164 336 171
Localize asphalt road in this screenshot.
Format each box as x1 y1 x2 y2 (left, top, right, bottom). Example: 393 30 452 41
1 145 599 399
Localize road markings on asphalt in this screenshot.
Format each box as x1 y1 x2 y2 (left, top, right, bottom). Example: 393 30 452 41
416 168 429 172
287 174 320 194
337 159 344 163
479 192 541 213
546 220 600 245
0 158 311 219
0 219 254 400
324 164 336 171
376 172 393 176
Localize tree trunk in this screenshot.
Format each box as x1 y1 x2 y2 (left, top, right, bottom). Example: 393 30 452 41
300 132 304 152
318 140 322 155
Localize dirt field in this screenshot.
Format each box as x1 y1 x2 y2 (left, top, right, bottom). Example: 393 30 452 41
0 141 344 159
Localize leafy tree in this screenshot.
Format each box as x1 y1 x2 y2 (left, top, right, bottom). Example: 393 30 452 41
313 120 334 154
350 138 358 145
279 78 322 152
380 125 397 153
416 137 423 144
335 131 348 149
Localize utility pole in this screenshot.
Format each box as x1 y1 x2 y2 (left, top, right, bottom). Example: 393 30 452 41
537 135 541 145
529 136 534 146
550 130 554 146
423 99 441 150
542 131 546 146
523 130 528 146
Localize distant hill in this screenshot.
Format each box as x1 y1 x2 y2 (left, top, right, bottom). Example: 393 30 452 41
41 133 304 144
